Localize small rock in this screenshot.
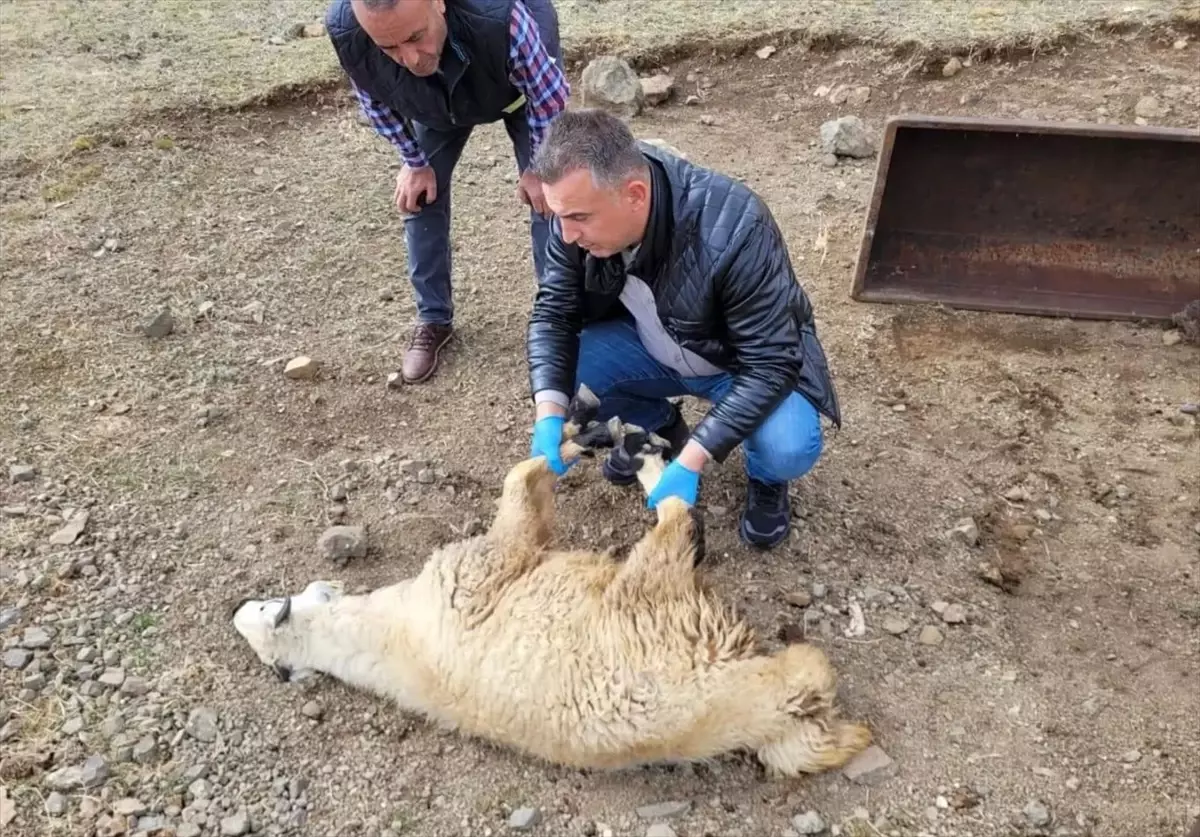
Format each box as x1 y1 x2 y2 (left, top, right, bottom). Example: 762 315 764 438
581 54 644 116
785 591 812 608
1 505 28 518
0 607 21 629
756 44 777 59
386 371 404 390
120 676 150 697
1134 96 1166 120
645 825 677 837
221 810 249 836
1023 800 1051 828
46 792 68 816
918 626 944 646
284 356 320 379
9 464 36 483
819 116 874 158
842 745 894 784
196 300 215 319
301 701 324 721
301 22 325 38
1121 749 1142 763
848 85 871 106
882 618 910 636
949 517 980 546
132 736 158 764
318 524 368 565
640 74 675 106
943 56 963 77
1003 486 1031 502
811 582 827 599
1162 329 1182 346
113 798 147 817
98 667 126 688
178 824 203 837
49 511 89 545
792 811 827 834
142 308 175 339
684 94 700 106
509 807 541 831
186 707 220 743
1065 777 1081 791
21 627 52 649
940 604 967 624
1180 403 1199 415
3 648 33 669
699 114 716 126
635 801 692 820
820 153 838 168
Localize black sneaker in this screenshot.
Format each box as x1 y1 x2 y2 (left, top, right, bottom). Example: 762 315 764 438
739 478 791 549
602 404 690 486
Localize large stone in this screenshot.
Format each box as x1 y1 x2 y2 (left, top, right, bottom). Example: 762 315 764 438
819 116 875 158
582 55 644 116
318 525 367 565
640 74 675 106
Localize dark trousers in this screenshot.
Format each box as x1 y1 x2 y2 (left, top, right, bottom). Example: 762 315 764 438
404 1 561 327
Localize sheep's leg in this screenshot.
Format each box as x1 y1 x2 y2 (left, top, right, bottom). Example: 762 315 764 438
610 493 704 598
487 387 618 557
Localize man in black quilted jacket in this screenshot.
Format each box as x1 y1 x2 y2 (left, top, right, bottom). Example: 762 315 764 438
526 108 841 550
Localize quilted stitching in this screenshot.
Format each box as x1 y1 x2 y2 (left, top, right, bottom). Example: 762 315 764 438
527 142 840 462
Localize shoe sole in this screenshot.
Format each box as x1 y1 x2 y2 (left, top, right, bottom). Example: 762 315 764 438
738 514 789 550
401 331 453 384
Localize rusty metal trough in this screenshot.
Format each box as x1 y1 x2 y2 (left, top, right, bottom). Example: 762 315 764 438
850 115 1200 322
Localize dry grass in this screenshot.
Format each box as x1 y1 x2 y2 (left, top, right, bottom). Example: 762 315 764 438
1 0 1195 165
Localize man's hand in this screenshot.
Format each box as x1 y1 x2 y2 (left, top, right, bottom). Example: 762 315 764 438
646 458 701 509
516 170 548 216
395 165 437 214
531 411 573 476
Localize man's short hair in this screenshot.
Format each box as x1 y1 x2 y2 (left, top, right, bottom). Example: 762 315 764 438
530 108 648 188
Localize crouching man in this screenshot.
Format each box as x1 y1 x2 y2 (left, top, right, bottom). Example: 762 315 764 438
525 109 842 550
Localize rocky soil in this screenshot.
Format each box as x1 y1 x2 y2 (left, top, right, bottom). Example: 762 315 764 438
3 22 1199 837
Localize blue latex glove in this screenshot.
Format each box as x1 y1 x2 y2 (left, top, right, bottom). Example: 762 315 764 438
531 415 572 476
646 459 701 509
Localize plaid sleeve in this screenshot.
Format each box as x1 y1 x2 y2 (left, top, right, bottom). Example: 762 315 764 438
349 80 429 169
507 0 569 165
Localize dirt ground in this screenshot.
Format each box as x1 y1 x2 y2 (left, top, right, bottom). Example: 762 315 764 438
2 6 1199 837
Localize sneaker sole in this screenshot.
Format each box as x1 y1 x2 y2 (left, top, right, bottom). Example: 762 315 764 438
738 514 789 550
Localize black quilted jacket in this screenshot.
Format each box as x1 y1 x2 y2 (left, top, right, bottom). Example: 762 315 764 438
526 142 841 464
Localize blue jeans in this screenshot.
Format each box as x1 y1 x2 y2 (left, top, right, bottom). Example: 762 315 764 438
575 318 824 484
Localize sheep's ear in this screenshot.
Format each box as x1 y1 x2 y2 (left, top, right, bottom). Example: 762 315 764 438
230 596 256 619
272 597 292 628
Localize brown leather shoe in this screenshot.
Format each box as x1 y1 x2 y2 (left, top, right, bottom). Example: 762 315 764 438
401 322 453 383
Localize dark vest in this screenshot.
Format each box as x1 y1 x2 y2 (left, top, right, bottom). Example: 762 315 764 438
326 0 540 132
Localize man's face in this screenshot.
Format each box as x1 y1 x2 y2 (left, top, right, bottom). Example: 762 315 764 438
353 0 448 77
543 168 650 258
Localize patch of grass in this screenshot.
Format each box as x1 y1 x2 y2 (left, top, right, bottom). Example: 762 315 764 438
1178 601 1200 625
70 135 97 152
39 163 102 202
0 0 1193 166
153 136 175 151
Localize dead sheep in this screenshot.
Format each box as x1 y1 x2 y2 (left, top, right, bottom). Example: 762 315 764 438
232 386 871 777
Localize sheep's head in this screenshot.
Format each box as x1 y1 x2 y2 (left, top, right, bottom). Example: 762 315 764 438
231 580 343 683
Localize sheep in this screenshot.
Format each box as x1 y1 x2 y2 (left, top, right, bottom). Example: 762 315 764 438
231 386 871 778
